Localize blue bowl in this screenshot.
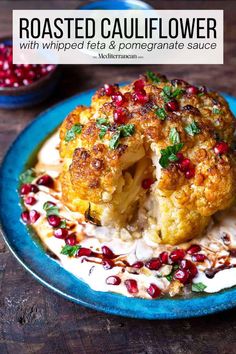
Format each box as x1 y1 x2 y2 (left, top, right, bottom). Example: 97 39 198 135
1 89 236 319
0 37 60 109
80 0 153 10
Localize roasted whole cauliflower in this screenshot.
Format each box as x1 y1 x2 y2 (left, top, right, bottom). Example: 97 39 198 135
59 72 236 245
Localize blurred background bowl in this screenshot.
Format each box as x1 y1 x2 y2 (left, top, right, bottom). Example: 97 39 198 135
0 36 60 109
79 0 153 10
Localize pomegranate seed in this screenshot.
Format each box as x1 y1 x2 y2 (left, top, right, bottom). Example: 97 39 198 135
214 141 229 155
22 78 34 86
14 68 24 78
165 99 179 112
20 183 31 195
131 261 144 269
113 108 127 124
36 174 54 188
106 275 121 285
29 210 40 224
47 215 61 227
187 244 201 255
77 247 93 257
21 211 30 224
185 166 195 179
26 70 36 80
54 228 68 239
101 245 115 259
104 83 115 96
24 196 37 206
112 92 126 106
65 234 76 246
133 79 144 91
180 259 198 279
178 158 191 172
176 152 184 162
102 259 114 270
147 283 161 298
124 279 138 294
132 89 148 104
142 178 154 189
180 259 193 270
30 184 39 193
199 85 207 94
145 258 162 270
174 269 189 284
186 86 199 95
159 251 169 264
170 249 185 262
192 254 207 262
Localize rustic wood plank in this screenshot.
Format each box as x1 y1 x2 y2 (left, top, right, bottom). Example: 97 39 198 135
1 1 236 353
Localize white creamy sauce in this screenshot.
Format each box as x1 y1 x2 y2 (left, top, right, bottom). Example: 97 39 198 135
25 131 236 299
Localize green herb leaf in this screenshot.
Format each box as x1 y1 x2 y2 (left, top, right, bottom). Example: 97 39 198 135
155 107 167 120
172 88 185 98
119 124 135 137
185 121 201 136
61 244 81 257
109 131 121 149
169 127 180 144
65 124 83 142
198 92 204 97
159 143 184 168
19 169 36 184
212 107 222 115
59 220 67 228
43 201 59 216
146 70 160 84
166 274 173 282
96 118 109 126
96 118 110 139
192 282 207 292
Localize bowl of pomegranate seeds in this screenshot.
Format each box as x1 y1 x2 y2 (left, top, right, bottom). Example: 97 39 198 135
0 38 59 109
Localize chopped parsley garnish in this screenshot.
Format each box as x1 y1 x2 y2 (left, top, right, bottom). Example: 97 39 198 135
59 220 67 228
166 274 173 282
185 121 201 136
109 124 135 149
154 106 167 120
61 244 81 257
161 86 184 102
96 118 110 139
169 127 180 144
159 143 184 168
43 201 59 216
19 168 36 184
198 92 204 97
212 107 222 115
146 70 160 84
191 282 207 292
65 123 83 142
172 88 185 98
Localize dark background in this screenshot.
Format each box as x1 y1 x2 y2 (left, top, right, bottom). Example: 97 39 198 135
0 1 236 353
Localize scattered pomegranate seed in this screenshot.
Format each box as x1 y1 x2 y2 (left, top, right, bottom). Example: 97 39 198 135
24 196 37 206
165 99 179 112
170 249 185 263
187 244 201 255
178 158 191 172
185 166 195 179
186 86 199 95
106 275 121 285
102 259 114 270
131 261 144 269
132 89 149 104
54 228 68 239
47 215 61 227
65 234 76 246
159 251 169 264
113 108 127 124
36 174 54 188
124 279 138 294
77 247 93 257
199 85 207 94
147 283 161 298
21 211 30 224
29 210 40 224
214 141 229 155
101 245 115 259
20 184 31 195
176 152 184 162
180 260 198 280
174 269 189 284
145 258 162 270
30 184 39 193
112 92 126 106
192 254 207 262
142 178 154 189
133 79 145 91
180 259 193 270
104 83 115 96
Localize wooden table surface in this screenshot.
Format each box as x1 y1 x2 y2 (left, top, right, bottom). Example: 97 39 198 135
1 1 236 353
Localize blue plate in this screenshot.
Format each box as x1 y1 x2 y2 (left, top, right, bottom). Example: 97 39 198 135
1 89 236 319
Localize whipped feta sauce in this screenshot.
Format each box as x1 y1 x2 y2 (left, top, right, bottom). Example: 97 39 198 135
24 131 236 299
